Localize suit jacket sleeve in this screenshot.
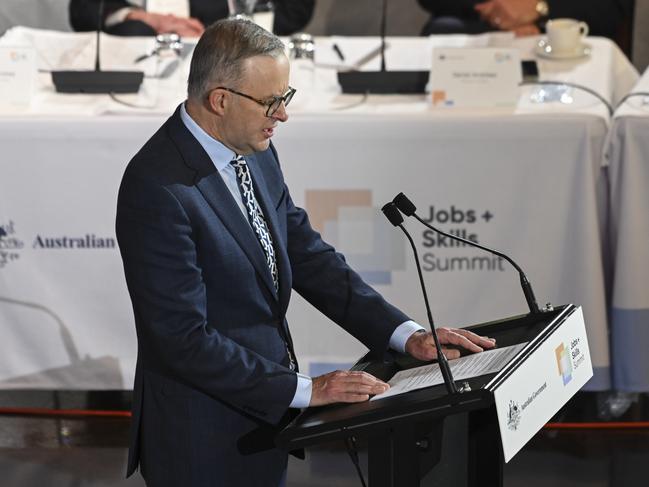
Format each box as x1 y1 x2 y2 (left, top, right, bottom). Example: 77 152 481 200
417 0 481 18
69 0 136 31
116 167 297 425
273 0 315 35
418 0 624 39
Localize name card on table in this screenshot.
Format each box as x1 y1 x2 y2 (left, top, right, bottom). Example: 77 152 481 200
0 47 36 110
430 48 521 108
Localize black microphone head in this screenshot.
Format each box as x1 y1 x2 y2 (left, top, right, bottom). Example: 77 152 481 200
381 202 404 227
393 192 417 216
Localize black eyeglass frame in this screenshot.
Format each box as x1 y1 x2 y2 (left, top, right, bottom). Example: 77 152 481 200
214 86 296 117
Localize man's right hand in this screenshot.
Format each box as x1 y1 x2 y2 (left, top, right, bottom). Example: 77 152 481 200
309 370 389 407
126 10 205 37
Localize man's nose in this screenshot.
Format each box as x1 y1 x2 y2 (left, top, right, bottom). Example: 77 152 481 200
272 102 289 122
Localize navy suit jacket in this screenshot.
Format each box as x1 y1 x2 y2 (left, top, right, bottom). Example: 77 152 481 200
115 106 410 486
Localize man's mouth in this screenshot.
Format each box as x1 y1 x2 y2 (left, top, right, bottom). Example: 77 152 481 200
263 127 275 138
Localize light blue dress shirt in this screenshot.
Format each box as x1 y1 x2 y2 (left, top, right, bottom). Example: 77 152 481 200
180 103 424 408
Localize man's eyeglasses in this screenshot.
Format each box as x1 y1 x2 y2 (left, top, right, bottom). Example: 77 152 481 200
215 86 296 117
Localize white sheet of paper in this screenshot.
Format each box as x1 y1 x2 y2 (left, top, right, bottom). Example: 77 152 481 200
147 0 190 17
371 343 528 401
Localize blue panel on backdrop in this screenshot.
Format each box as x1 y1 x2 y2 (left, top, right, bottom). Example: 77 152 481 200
611 307 649 391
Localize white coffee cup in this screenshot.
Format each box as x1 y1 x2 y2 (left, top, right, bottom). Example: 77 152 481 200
546 18 589 54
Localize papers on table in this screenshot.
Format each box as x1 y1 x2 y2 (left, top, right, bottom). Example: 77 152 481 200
314 33 515 72
0 46 36 110
430 47 522 108
371 343 527 401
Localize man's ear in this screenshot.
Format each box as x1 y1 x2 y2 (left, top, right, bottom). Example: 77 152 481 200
207 89 227 115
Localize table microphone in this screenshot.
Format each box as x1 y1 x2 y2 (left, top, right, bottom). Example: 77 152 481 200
392 192 541 315
337 0 429 94
51 0 144 94
381 202 458 395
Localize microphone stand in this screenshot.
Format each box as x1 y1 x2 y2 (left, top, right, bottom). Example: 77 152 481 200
379 0 387 72
51 0 144 94
337 0 429 94
382 203 458 395
95 0 104 71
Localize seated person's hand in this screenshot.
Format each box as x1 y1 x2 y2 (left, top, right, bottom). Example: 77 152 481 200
475 0 540 31
309 370 390 406
513 23 541 36
405 328 496 362
127 10 205 37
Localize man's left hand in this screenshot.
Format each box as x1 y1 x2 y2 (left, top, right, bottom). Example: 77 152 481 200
405 328 496 361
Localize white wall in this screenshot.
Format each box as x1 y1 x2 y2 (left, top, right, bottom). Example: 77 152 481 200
0 0 71 35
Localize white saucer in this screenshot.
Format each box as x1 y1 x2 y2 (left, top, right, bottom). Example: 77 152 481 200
535 38 591 60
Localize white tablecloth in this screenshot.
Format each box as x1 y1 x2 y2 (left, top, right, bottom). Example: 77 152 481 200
605 68 649 391
0 28 640 390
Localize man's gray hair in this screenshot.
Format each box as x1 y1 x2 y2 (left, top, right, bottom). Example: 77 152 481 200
187 19 285 101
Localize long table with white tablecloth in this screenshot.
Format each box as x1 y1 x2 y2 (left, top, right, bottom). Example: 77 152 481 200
0 28 641 390
606 68 649 391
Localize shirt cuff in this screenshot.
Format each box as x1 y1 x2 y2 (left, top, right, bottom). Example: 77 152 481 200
289 373 312 408
105 7 138 27
389 320 426 353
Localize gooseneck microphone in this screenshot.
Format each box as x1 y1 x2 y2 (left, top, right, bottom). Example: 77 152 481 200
381 202 458 395
392 192 541 315
94 0 103 71
379 0 387 72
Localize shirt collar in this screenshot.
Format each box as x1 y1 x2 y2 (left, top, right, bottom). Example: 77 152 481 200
180 101 236 172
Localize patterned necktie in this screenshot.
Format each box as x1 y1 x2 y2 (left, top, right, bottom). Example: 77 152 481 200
230 155 279 292
230 156 296 371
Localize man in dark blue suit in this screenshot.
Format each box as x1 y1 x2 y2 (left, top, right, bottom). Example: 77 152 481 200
116 19 496 487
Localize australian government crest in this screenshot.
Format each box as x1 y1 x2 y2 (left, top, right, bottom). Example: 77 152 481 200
507 399 522 431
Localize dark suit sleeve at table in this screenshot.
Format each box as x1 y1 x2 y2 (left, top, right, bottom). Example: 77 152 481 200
69 0 135 31
417 0 624 39
272 0 315 35
417 0 481 18
116 166 296 425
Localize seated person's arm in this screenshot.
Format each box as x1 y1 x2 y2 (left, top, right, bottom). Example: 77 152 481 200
418 0 483 18
272 0 316 35
125 8 204 36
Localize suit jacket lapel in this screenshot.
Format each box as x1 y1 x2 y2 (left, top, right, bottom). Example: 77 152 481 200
165 107 279 300
245 153 292 313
